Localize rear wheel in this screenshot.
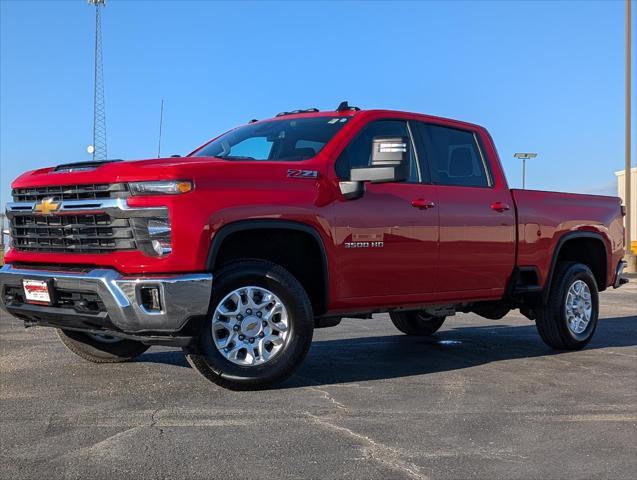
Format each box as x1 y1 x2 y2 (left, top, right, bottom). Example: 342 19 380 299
390 311 446 336
535 262 599 350
185 259 314 390
56 329 150 363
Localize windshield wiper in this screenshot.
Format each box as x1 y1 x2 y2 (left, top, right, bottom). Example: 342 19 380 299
215 155 257 161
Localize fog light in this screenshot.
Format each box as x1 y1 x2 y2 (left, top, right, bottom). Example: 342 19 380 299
140 286 162 312
152 239 172 256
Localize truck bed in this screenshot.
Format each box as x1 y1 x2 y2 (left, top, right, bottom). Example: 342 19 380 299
511 189 625 289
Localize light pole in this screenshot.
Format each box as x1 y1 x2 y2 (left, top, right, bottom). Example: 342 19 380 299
0 212 6 254
514 153 537 189
624 0 634 264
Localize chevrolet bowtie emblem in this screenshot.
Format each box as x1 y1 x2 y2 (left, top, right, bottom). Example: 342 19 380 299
34 197 60 215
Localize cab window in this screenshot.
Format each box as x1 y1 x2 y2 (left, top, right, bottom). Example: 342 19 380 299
335 120 420 182
415 123 491 187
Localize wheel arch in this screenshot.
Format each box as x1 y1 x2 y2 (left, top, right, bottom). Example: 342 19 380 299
542 231 609 303
206 219 330 315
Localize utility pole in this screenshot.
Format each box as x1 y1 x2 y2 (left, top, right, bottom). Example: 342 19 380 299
514 153 538 189
625 0 634 265
88 0 107 160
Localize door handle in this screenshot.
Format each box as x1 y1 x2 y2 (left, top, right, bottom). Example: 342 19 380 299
490 202 511 212
411 198 436 210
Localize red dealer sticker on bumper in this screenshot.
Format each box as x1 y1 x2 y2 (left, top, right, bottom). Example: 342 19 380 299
22 279 52 305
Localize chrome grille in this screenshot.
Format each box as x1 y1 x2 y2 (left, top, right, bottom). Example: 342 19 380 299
10 213 136 253
11 183 127 203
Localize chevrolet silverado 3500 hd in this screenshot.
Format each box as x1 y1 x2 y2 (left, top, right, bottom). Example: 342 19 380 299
0 103 629 389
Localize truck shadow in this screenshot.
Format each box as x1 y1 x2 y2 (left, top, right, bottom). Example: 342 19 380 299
284 315 637 388
135 315 637 385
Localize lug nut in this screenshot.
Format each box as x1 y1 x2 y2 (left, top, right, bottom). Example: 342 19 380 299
256 311 262 318
258 332 264 338
246 309 252 315
238 335 245 341
233 325 240 331
262 321 267 327
237 314 243 320
249 337 255 344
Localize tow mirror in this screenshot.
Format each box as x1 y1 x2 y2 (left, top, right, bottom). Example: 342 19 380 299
339 136 410 199
351 136 409 183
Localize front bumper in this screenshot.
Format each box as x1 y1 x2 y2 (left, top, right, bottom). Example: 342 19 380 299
0 264 212 340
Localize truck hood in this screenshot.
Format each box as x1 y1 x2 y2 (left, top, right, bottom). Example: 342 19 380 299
10 156 230 189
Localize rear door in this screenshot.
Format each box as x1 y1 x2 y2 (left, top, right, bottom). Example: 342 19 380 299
412 122 515 294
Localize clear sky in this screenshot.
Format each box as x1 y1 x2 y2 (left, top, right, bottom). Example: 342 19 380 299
1 0 635 209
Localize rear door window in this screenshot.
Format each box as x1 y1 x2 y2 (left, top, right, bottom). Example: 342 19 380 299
415 123 491 187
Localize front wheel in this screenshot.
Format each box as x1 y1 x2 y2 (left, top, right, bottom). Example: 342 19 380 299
535 262 599 350
57 329 150 363
185 259 314 390
389 311 446 336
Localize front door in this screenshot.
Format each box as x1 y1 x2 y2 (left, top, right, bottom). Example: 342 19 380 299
328 119 439 299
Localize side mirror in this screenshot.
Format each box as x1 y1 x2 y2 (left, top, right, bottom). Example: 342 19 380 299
351 136 409 183
338 136 410 200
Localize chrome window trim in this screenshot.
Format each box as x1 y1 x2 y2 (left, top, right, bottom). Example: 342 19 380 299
472 131 493 188
405 121 423 183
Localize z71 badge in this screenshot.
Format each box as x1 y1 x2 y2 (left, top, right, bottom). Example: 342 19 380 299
287 169 318 179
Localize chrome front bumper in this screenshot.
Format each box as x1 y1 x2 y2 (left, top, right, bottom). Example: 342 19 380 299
0 264 212 334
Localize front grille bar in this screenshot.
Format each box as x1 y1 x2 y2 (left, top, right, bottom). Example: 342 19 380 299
5 198 167 219
11 183 128 203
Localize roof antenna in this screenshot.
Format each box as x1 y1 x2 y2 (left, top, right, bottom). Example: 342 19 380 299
157 99 164 158
336 101 360 112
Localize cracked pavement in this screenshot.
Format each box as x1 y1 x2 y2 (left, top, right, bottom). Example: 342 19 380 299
1 282 636 479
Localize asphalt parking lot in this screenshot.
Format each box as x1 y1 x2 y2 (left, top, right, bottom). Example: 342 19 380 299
1 283 635 480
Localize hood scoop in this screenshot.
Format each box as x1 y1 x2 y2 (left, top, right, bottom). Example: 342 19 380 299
53 159 122 173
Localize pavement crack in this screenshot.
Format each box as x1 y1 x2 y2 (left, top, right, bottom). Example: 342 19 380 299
306 386 349 412
149 407 164 435
305 412 428 480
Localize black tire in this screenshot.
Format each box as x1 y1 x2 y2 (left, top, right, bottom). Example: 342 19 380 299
184 259 314 391
389 311 446 336
535 261 599 350
56 329 150 363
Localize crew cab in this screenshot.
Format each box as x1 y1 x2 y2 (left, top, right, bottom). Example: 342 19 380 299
0 102 629 390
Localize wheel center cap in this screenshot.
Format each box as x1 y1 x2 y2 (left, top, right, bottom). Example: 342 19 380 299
241 316 261 337
577 299 585 313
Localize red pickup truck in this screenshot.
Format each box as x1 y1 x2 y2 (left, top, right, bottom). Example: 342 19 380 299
0 103 629 390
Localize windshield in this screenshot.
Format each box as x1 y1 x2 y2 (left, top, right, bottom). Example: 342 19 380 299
192 116 349 161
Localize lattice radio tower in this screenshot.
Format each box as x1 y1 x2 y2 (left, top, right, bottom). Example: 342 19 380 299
88 0 107 160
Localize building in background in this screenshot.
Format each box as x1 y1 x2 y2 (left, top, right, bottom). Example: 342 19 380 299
616 167 637 254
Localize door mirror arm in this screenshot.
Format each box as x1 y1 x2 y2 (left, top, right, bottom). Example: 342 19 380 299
339 180 364 200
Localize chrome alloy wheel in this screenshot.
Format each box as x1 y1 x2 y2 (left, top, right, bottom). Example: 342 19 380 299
211 286 290 366
565 279 592 335
86 332 122 343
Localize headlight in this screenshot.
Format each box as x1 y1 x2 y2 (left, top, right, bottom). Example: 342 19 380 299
129 180 193 196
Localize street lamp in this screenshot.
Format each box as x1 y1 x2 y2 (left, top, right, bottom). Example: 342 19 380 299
514 153 538 189
624 0 633 265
